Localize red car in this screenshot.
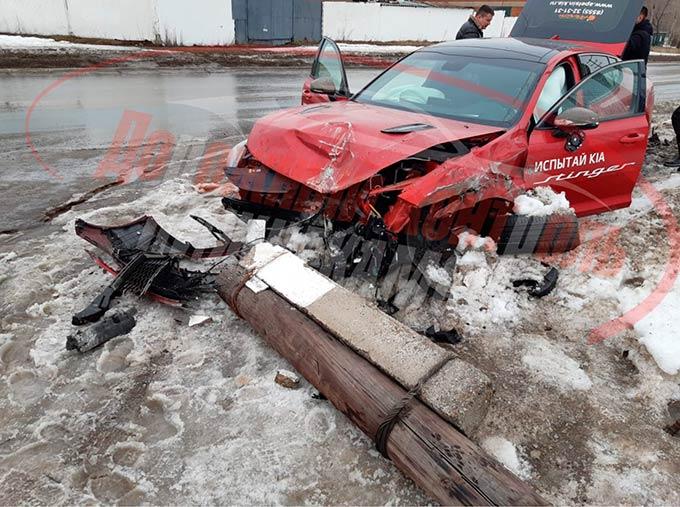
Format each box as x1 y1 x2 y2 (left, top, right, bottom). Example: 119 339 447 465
224 0 651 255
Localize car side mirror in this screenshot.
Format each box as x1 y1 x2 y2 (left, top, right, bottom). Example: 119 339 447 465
310 77 337 95
552 107 600 132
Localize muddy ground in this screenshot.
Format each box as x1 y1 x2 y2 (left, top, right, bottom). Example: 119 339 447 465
0 44 399 71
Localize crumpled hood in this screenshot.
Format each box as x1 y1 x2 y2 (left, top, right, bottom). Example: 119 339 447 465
246 101 505 193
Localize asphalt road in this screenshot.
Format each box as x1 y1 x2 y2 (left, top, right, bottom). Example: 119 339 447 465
0 63 678 232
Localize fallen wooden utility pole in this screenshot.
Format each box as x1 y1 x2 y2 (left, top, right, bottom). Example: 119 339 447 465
216 248 547 506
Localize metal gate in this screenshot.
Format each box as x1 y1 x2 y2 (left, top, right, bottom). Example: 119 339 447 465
233 0 322 44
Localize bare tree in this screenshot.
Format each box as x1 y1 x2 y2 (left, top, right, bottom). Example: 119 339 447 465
647 0 680 47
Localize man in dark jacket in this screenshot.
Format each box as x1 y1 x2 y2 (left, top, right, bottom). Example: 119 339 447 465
665 106 680 168
622 7 653 65
456 5 495 40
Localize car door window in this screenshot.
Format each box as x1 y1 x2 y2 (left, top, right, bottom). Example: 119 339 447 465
578 54 618 77
533 64 572 122
539 60 644 126
312 38 349 96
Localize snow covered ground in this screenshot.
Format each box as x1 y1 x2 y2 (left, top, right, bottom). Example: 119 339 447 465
650 51 680 58
0 34 142 51
0 34 422 56
253 43 424 55
1 106 679 504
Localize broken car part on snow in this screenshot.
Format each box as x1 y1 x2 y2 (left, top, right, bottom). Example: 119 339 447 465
72 214 243 324
216 243 547 505
512 266 559 298
67 215 244 351
67 309 137 353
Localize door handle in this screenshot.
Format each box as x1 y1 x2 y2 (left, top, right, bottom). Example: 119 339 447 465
619 133 645 144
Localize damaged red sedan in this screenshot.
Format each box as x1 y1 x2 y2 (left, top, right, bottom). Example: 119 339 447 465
224 0 651 255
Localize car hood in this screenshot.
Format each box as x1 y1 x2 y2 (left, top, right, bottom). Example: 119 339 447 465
246 101 505 193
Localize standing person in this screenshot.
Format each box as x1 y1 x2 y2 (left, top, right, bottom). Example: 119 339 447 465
456 5 495 40
622 6 653 66
664 106 680 167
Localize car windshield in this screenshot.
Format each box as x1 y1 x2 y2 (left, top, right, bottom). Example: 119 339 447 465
353 50 544 128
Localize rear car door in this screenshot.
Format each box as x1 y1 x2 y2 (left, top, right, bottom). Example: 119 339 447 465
302 37 350 105
525 60 649 216
510 0 644 56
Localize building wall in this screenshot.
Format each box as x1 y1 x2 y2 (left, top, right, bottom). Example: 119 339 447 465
423 1 525 16
156 0 235 46
0 0 71 36
65 0 156 41
0 0 235 45
0 0 517 46
322 1 506 41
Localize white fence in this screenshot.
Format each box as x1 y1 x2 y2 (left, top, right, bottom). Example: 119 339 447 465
0 1 515 46
322 2 506 42
0 0 235 46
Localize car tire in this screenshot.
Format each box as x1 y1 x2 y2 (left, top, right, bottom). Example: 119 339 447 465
496 213 580 255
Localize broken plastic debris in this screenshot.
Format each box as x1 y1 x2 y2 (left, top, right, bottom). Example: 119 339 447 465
420 325 462 346
67 309 136 353
72 253 166 325
73 216 243 322
512 266 559 298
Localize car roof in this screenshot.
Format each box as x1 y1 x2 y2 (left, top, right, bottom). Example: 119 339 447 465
421 37 583 64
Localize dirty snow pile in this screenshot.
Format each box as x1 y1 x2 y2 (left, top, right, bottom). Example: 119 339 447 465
336 43 424 54
615 269 680 375
0 34 140 51
649 51 680 57
513 186 574 216
253 43 423 55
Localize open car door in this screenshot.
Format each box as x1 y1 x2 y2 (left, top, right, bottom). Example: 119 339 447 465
302 37 351 105
510 0 644 56
524 60 648 216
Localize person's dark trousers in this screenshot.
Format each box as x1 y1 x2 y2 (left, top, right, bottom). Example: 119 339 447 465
665 106 680 167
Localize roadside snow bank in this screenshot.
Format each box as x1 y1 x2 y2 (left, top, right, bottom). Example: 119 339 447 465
0 34 140 51
252 43 423 55
514 187 573 217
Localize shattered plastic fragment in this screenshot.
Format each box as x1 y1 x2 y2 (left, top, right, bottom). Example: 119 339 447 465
72 253 162 325
512 266 559 298
67 309 136 353
73 216 243 323
421 325 462 346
